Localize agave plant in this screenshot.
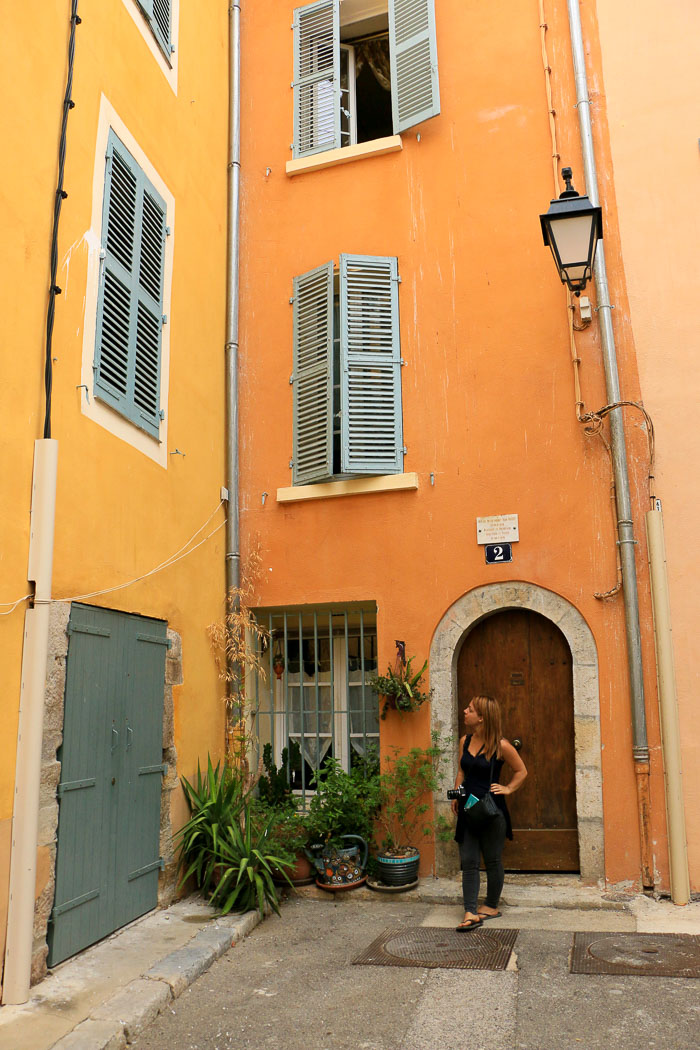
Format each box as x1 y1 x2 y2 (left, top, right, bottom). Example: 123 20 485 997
175 755 293 916
212 803 293 916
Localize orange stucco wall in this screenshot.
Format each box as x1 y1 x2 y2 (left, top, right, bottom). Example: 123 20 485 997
595 0 700 889
237 0 668 887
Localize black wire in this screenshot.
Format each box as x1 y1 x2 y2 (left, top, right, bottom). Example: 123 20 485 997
43 1 81 440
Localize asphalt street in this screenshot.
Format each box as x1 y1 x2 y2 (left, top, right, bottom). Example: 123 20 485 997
128 897 700 1050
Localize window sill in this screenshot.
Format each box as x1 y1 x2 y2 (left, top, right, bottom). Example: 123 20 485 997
285 135 402 177
277 472 418 504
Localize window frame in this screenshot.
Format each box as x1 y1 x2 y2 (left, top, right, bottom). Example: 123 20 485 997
252 607 379 803
291 0 440 160
93 129 167 441
291 255 404 486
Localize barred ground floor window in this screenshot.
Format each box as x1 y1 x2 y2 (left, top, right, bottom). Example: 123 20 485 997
251 604 379 802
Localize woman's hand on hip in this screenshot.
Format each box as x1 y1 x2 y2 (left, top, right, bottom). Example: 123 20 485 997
490 782 510 795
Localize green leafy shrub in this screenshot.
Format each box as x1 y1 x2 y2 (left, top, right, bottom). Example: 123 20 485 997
306 756 380 847
375 733 452 855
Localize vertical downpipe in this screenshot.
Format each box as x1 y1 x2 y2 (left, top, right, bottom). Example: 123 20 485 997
225 1 242 748
645 509 690 904
566 0 653 888
3 440 58 1004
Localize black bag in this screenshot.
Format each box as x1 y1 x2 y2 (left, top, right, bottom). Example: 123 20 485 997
463 751 499 831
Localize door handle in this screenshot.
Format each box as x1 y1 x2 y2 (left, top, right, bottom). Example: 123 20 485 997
126 725 133 751
111 727 119 752
513 738 523 751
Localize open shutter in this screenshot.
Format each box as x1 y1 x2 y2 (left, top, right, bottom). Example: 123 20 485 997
293 0 340 158
340 255 403 476
137 0 172 56
94 131 165 439
388 0 440 133
292 262 334 484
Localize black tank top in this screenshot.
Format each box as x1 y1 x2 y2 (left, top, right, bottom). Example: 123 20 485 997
454 735 513 842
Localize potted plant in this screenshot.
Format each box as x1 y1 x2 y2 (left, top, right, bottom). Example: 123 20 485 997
372 734 451 888
369 647 433 719
304 756 380 889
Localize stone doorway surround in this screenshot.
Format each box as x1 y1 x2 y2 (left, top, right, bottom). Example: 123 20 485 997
430 582 604 883
32 603 181 984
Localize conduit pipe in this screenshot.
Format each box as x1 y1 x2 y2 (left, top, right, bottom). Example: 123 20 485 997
645 509 690 904
3 440 58 1005
566 0 653 888
225 1 242 734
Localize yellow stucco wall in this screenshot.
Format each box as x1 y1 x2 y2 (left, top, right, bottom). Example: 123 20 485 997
595 0 700 888
0 0 229 966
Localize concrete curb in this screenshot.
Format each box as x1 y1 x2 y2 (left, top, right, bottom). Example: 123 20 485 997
48 910 263 1050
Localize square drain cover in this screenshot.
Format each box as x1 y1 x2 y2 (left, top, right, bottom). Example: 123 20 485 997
353 926 518 971
571 932 700 978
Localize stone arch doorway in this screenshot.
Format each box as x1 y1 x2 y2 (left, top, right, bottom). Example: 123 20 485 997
430 582 604 883
457 609 577 871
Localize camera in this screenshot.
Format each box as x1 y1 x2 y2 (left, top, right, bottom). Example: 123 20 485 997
446 785 468 801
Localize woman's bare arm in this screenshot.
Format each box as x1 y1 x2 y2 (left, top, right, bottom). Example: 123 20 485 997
491 739 527 796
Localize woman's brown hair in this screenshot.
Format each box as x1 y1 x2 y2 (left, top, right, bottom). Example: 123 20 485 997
472 694 503 759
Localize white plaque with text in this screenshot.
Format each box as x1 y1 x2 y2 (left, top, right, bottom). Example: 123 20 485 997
476 514 519 545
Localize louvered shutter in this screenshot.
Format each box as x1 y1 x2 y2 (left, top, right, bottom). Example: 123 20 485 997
137 0 172 56
388 0 440 133
340 255 404 476
94 130 166 439
293 0 340 158
292 262 334 484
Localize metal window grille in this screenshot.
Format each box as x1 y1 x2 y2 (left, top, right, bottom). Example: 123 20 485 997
251 606 378 805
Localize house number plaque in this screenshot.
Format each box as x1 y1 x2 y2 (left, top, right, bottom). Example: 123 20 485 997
485 542 513 565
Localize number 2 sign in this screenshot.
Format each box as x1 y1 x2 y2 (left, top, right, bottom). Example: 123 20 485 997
485 542 513 564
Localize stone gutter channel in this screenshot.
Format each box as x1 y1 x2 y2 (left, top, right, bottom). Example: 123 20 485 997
1 878 698 1050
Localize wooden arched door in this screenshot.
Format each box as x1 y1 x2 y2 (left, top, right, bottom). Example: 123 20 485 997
457 609 579 871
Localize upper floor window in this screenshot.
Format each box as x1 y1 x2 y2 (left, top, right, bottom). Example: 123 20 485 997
94 130 167 440
292 0 439 159
291 254 404 486
137 0 173 61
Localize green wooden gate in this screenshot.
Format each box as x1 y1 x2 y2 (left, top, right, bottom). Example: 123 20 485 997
48 604 169 966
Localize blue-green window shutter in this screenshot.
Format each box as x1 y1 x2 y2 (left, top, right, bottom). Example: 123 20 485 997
94 130 166 439
292 262 334 484
137 0 172 57
388 0 440 133
339 255 404 476
293 0 341 158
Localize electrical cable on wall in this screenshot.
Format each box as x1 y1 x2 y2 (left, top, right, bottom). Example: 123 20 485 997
539 3 656 601
43 0 81 439
0 501 225 614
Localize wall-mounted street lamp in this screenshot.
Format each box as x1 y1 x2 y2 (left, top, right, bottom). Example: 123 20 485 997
540 167 603 295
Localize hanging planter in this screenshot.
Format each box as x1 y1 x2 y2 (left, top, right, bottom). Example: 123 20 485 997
368 642 433 719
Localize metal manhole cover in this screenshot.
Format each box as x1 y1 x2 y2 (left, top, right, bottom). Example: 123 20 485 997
353 926 518 971
571 932 700 977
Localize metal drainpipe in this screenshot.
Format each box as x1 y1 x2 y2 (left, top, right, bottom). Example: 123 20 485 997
3 440 58 1004
225 1 242 742
566 0 653 888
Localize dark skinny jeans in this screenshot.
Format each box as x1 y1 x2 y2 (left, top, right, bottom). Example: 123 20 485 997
458 812 507 913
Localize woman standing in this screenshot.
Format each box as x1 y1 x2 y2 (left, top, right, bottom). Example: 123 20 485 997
452 694 527 931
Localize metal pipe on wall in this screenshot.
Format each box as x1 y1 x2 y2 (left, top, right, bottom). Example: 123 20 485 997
225 0 242 740
3 440 58 1005
645 509 690 904
566 0 653 888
